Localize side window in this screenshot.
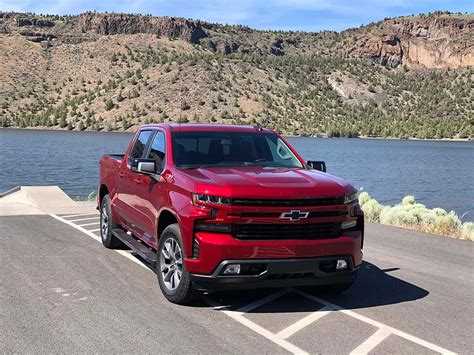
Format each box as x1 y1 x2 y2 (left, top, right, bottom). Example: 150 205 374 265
130 130 153 161
147 131 166 170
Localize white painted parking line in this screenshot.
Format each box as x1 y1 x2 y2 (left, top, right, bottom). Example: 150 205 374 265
50 214 149 269
62 213 99 219
68 216 100 222
350 327 392 355
78 221 100 227
51 213 456 355
291 289 456 355
51 214 101 242
206 296 309 355
277 305 335 339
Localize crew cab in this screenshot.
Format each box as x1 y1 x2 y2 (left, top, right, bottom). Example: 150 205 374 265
98 124 364 304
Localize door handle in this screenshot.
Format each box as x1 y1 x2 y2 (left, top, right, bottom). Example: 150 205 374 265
118 172 125 178
134 178 142 185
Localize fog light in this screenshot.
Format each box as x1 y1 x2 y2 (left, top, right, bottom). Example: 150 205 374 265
223 264 241 275
336 260 348 270
341 220 357 229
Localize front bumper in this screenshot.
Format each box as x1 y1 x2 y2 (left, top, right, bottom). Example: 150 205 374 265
190 255 358 291
185 230 363 275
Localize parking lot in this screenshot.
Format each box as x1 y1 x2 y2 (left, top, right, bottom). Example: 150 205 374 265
1 213 472 354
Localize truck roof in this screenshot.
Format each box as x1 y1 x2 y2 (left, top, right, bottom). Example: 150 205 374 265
139 123 274 133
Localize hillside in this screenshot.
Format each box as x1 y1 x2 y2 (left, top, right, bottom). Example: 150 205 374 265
0 11 473 138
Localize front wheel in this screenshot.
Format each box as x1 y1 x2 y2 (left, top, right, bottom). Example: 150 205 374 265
157 224 196 304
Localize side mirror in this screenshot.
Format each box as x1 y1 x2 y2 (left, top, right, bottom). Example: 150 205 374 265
307 160 326 172
131 158 156 174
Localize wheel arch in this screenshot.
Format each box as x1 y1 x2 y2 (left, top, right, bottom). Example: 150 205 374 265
99 184 109 206
157 208 180 240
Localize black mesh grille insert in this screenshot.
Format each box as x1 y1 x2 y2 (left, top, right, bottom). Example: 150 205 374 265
234 210 347 218
231 197 344 207
233 222 342 240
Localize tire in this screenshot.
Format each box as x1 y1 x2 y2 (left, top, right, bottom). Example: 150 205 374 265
157 224 196 305
323 271 358 294
100 195 123 249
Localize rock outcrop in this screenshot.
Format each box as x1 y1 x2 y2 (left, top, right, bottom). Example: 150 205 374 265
343 15 474 68
17 17 54 27
78 12 207 44
0 11 471 68
18 30 56 42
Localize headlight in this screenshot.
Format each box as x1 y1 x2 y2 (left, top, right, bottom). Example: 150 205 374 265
192 194 232 206
344 192 358 204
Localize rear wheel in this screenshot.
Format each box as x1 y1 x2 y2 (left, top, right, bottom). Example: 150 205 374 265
157 224 196 304
100 195 123 249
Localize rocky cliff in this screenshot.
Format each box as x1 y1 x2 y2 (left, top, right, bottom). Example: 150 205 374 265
1 11 472 68
78 12 207 44
343 15 473 68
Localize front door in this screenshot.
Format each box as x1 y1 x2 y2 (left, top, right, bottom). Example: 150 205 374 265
131 130 167 246
116 129 153 233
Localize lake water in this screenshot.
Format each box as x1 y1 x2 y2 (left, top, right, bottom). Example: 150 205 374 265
1 129 473 220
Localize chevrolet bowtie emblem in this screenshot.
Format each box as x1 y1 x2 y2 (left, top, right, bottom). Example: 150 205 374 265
280 210 309 221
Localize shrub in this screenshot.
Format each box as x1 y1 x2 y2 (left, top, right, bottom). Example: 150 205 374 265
87 191 97 201
358 191 370 206
181 100 190 110
402 195 416 205
380 205 419 226
461 223 474 241
360 193 470 239
105 99 114 111
362 198 384 222
427 211 461 235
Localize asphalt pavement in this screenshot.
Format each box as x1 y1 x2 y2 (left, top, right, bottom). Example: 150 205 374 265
1 214 472 354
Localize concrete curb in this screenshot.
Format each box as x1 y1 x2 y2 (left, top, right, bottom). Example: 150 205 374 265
0 186 97 215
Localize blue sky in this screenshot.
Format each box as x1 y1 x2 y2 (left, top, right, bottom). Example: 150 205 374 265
1 0 473 31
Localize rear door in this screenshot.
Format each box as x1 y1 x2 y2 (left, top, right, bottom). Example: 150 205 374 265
116 129 153 231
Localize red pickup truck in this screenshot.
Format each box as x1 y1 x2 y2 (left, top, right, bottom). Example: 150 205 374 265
99 124 363 304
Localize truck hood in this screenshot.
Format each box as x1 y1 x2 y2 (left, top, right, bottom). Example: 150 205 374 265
178 166 355 199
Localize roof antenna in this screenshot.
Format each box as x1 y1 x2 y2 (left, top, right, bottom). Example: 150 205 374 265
254 123 263 131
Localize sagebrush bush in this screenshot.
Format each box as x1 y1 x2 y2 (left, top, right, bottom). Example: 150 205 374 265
358 192 384 222
402 195 416 205
358 192 471 240
461 222 474 241
358 191 370 206
379 206 418 225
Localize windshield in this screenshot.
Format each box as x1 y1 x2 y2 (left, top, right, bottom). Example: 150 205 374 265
173 131 303 169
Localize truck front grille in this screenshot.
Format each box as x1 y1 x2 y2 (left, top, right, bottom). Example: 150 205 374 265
233 222 342 240
231 197 344 207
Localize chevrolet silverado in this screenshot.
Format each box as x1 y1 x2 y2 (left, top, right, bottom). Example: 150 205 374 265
98 124 364 304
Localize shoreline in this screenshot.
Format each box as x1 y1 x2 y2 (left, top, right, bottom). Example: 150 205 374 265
1 127 471 142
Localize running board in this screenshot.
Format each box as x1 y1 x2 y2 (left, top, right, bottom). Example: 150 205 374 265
112 229 157 267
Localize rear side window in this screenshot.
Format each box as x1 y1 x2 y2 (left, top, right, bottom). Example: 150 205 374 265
147 131 166 170
130 130 152 161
